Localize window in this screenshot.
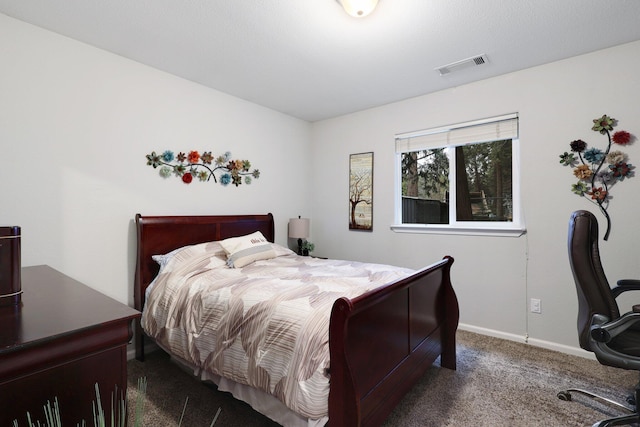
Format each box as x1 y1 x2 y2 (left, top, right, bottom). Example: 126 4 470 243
393 114 524 236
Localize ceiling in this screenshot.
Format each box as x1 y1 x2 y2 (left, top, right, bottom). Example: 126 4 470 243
2 0 640 122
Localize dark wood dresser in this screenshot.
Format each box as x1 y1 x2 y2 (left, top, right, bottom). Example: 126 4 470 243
0 265 140 426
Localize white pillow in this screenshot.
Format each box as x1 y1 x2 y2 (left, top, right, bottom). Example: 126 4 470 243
152 241 226 272
220 231 277 268
152 246 186 271
147 241 227 299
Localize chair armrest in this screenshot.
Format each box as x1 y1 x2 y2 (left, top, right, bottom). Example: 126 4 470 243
589 312 640 370
590 312 640 343
611 279 640 298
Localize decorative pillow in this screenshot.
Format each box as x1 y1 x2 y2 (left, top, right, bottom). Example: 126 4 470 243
220 231 277 268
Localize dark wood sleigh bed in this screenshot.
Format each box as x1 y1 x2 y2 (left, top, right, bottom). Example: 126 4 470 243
133 213 459 426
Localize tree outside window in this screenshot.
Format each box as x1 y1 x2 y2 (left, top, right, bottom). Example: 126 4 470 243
401 140 512 224
394 114 523 234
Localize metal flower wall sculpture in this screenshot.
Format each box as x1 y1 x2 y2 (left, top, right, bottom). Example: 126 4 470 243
146 150 260 187
559 115 634 240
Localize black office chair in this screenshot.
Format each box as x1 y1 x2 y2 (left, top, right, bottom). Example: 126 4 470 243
557 210 640 426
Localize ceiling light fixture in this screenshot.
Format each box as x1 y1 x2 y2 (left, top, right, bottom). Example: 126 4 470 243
337 0 379 18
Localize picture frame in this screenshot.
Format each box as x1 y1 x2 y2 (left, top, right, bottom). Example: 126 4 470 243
349 152 373 231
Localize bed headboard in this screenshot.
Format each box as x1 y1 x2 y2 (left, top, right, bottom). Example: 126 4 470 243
133 213 275 314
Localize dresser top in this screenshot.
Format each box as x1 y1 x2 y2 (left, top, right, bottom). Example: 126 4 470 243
0 265 140 352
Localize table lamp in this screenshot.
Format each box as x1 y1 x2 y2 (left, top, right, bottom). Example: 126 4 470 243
289 216 310 255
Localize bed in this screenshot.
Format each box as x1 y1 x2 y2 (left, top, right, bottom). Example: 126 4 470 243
133 213 459 426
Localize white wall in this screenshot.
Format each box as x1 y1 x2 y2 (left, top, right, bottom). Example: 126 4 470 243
310 40 640 354
0 14 312 306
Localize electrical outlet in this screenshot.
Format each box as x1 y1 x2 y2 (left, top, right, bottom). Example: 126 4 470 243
530 298 541 314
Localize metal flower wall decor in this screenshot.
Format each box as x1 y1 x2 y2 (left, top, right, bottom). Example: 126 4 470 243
559 115 635 240
145 150 260 186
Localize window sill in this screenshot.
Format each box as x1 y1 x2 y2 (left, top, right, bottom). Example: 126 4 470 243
390 224 526 237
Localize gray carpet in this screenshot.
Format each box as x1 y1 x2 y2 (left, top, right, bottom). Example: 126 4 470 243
126 330 640 426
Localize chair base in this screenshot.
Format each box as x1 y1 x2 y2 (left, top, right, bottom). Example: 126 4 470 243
557 387 640 427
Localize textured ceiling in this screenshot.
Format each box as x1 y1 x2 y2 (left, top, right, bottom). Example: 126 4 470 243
2 0 640 122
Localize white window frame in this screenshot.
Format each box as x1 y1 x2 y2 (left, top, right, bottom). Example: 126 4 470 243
392 113 525 237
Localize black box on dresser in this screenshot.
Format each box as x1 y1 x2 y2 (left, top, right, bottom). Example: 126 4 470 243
0 226 21 307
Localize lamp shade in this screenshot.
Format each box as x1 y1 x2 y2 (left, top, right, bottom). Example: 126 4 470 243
289 217 310 239
338 0 379 17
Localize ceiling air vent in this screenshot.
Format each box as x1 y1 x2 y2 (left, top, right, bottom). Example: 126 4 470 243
435 54 488 76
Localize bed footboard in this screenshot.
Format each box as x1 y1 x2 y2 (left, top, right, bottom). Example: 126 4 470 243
328 256 458 426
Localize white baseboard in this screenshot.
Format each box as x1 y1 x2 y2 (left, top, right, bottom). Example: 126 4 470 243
458 323 595 360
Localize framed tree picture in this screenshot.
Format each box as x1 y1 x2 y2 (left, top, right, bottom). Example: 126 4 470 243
349 152 373 231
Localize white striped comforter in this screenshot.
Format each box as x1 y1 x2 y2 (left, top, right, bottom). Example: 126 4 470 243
141 242 413 419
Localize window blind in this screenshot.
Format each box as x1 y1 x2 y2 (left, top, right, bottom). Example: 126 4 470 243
395 113 518 153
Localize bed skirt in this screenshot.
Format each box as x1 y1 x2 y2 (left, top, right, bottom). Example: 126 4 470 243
165 349 328 427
